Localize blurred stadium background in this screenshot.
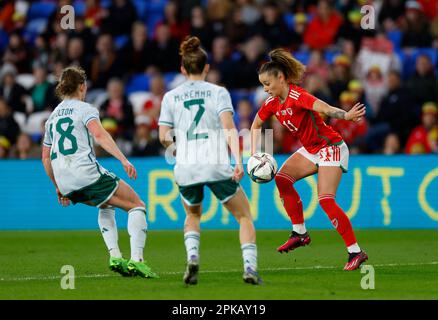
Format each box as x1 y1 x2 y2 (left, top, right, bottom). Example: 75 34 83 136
0 0 437 300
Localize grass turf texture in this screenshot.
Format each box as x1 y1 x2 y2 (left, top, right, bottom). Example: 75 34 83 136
0 230 437 299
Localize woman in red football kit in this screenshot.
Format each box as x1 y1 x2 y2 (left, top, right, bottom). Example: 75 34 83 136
250 49 368 270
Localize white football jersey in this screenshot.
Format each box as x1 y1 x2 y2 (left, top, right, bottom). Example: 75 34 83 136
159 80 235 186
43 99 106 195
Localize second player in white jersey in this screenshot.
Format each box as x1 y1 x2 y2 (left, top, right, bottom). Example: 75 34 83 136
159 80 234 186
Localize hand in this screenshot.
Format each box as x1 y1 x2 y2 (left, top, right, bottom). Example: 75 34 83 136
345 103 366 122
232 164 244 182
57 188 71 207
122 159 137 180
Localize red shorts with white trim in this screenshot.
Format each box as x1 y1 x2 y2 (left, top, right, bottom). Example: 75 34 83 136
297 142 349 172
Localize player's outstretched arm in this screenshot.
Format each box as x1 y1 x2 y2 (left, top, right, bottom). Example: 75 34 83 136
87 119 137 180
250 114 264 155
220 111 243 182
312 99 366 122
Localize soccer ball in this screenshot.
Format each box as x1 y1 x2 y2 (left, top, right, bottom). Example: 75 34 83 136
247 153 278 184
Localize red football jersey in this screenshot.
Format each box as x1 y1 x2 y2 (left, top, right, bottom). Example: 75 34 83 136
257 84 343 154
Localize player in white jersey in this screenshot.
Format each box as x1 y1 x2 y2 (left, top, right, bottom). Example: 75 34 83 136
41 66 157 278
159 36 261 285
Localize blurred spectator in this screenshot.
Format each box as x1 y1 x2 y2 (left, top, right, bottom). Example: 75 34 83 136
289 13 308 51
8 132 40 159
0 64 28 114
378 0 406 27
232 36 266 89
29 66 57 113
131 115 161 157
304 74 332 104
235 99 254 130
149 24 180 73
401 0 433 48
32 36 50 71
407 54 438 110
101 0 137 36
156 1 190 42
90 33 124 89
306 50 330 81
383 133 402 155
84 0 105 31
224 6 251 46
347 79 372 119
236 0 261 26
374 70 415 144
328 54 352 103
99 78 135 139
141 75 166 130
363 65 387 118
205 68 222 85
209 36 235 88
338 9 376 51
0 135 10 159
121 22 153 74
0 0 15 33
66 37 91 76
50 32 69 67
405 102 438 154
206 0 232 35
0 98 20 145
2 32 30 74
253 1 291 49
330 91 368 152
303 0 343 50
189 6 214 51
68 16 97 57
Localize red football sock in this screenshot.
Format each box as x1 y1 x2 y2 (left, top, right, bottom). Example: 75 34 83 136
318 194 357 247
275 172 304 225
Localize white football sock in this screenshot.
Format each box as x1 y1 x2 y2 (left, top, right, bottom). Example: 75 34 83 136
241 243 258 272
98 207 122 258
347 243 361 253
128 207 147 262
184 231 200 262
293 223 307 235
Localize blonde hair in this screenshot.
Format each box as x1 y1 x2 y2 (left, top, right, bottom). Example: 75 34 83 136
179 36 208 75
259 48 306 85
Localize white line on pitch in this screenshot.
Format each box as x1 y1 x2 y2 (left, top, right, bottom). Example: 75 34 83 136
1 261 437 282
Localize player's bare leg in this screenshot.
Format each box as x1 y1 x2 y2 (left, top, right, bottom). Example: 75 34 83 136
181 201 202 285
223 188 261 284
275 153 317 253
317 166 367 270
105 180 158 278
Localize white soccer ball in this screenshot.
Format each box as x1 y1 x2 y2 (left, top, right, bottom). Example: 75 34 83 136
247 152 278 184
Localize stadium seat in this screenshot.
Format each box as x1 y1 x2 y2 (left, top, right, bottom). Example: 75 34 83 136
283 13 294 31
125 74 151 94
293 51 310 65
399 48 438 78
73 1 86 17
133 0 148 21
163 72 178 90
0 30 9 53
324 51 339 64
23 18 48 44
146 0 168 15
27 2 56 21
114 35 129 50
387 30 402 50
146 13 164 37
25 111 52 135
100 0 111 8
129 92 153 115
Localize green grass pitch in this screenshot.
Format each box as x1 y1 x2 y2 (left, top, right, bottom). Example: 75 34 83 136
0 230 437 299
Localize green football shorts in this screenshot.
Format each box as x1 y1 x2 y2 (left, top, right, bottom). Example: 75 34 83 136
178 179 239 206
65 173 120 208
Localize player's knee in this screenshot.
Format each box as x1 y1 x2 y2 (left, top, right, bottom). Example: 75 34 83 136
318 195 335 210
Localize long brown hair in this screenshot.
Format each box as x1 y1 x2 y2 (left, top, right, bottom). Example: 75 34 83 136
55 66 86 99
179 36 208 75
258 48 306 85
